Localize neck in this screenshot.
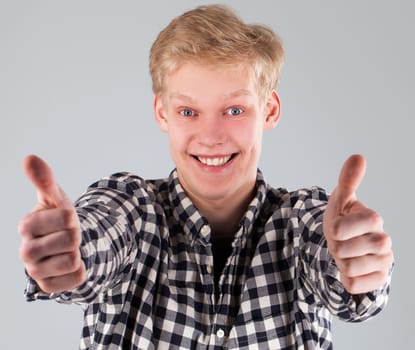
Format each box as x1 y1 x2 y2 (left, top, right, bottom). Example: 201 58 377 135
193 186 255 238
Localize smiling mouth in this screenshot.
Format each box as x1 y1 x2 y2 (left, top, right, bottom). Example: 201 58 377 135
193 154 237 166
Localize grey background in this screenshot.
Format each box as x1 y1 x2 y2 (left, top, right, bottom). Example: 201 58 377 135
1 0 413 348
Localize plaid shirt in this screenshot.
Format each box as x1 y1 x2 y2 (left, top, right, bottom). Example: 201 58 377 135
25 170 390 349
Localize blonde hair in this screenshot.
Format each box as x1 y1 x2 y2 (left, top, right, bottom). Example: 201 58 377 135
149 4 284 101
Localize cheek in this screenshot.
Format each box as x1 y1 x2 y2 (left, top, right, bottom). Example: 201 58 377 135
168 125 190 153
234 122 263 150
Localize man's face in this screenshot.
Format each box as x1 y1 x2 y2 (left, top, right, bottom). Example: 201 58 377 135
154 62 280 208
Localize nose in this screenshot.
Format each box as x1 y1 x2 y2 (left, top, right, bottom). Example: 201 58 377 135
197 115 226 147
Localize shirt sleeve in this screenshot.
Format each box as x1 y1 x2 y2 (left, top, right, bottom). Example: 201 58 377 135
296 187 392 322
24 173 146 305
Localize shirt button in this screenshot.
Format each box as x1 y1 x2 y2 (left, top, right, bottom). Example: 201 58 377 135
206 265 212 274
216 328 225 339
200 225 209 236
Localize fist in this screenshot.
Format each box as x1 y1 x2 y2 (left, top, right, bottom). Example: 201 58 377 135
18 155 86 293
324 155 394 294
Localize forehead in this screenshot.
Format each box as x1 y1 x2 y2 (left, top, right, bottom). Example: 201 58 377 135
164 62 258 102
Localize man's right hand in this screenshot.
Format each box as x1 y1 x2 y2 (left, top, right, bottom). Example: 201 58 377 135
18 155 86 294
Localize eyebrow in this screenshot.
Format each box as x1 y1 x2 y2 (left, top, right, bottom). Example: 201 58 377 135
169 93 196 104
169 89 253 103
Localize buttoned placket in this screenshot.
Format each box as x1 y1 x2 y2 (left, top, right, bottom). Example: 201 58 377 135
191 224 215 325
214 226 249 349
195 224 233 348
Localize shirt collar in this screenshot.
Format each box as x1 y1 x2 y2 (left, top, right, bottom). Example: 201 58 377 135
168 169 268 245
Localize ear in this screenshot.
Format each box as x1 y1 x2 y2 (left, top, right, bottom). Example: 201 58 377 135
263 90 281 131
153 95 169 132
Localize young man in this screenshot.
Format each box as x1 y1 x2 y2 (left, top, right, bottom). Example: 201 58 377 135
18 4 393 350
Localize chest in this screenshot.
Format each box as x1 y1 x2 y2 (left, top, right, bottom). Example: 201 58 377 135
151 227 299 349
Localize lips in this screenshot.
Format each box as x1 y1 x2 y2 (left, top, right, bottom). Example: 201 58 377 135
193 154 237 167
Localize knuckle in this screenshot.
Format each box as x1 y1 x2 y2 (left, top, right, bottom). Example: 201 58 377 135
19 244 29 262
25 264 42 280
339 259 354 276
341 276 357 294
74 266 87 286
68 229 81 249
330 218 343 240
19 242 40 263
328 241 341 258
17 215 32 238
62 209 77 229
373 233 392 253
368 211 383 228
40 267 86 293
37 279 55 294
62 229 81 250
60 252 80 273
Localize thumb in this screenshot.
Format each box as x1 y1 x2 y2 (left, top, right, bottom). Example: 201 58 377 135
23 155 72 209
335 154 366 210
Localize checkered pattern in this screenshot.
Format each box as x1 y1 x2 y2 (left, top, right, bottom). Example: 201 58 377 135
25 170 391 349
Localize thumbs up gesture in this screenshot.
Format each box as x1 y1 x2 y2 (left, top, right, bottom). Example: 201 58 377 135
18 155 86 293
324 155 393 294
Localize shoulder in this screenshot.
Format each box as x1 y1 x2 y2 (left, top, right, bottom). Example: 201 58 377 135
262 185 330 229
76 172 170 208
265 185 329 210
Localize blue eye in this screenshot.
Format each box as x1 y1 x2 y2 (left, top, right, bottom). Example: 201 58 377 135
227 107 244 116
180 109 195 117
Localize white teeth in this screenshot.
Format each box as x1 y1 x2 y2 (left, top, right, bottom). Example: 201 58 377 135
197 155 232 166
